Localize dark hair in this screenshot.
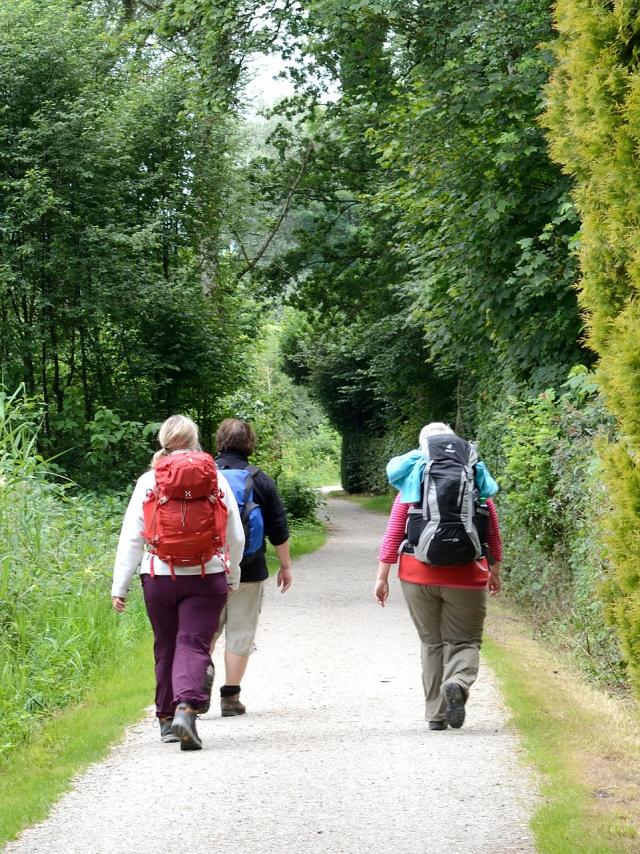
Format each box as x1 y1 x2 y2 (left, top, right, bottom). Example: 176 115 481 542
215 418 256 456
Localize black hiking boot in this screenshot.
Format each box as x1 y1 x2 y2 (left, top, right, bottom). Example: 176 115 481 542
159 718 179 743
197 662 215 714
428 720 448 731
443 681 467 729
171 704 202 751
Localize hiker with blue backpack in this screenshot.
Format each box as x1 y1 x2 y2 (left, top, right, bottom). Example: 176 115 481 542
374 422 503 731
111 415 245 751
212 418 292 717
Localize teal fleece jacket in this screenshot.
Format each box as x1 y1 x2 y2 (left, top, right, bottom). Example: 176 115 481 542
386 449 499 503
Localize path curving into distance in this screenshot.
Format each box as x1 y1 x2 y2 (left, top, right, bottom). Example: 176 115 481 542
5 497 537 854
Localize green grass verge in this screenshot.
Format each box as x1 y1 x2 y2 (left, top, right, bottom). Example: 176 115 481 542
0 631 155 848
484 607 640 853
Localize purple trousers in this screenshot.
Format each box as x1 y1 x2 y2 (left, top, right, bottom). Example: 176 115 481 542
141 572 228 717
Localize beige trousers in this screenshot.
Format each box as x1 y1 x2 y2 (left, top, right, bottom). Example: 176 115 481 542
211 581 265 657
400 581 487 722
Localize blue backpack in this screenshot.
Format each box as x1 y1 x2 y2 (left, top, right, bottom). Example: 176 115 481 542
219 465 265 560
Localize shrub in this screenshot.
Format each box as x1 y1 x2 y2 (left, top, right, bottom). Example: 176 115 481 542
277 475 321 522
477 377 624 686
545 0 640 693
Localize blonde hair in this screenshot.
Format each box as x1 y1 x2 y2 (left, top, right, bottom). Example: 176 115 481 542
151 415 201 468
418 421 454 453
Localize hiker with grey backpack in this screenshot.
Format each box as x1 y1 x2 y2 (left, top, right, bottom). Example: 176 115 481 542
374 422 503 731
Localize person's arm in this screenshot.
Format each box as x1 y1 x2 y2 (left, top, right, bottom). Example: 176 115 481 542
111 474 149 609
274 540 292 592
374 495 409 606
219 471 245 590
256 472 292 590
375 561 392 607
486 498 503 595
258 474 290 547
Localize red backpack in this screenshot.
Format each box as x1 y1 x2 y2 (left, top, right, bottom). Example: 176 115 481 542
141 451 228 579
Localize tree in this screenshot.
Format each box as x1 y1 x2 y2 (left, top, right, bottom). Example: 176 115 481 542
0 0 259 479
249 0 587 489
545 0 640 694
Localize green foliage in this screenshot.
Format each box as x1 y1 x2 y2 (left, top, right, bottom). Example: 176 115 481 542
251 0 589 483
478 376 623 685
0 0 266 487
277 476 321 523
220 320 341 487
545 0 640 693
340 422 417 494
493 391 562 552
85 409 159 488
0 389 147 762
367 0 585 398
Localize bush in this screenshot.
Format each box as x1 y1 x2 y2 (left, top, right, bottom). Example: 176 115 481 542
545 0 640 694
477 374 624 686
277 475 321 522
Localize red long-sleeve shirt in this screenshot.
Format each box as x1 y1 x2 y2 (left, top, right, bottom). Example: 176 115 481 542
379 494 503 589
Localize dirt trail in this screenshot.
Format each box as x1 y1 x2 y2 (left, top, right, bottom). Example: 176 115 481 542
5 497 537 854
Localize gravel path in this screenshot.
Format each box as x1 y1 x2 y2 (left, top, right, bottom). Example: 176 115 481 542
6 497 537 854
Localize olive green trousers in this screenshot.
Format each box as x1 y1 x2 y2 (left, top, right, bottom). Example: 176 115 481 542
400 580 487 722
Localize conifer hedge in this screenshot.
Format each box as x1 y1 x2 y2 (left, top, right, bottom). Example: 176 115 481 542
545 0 640 692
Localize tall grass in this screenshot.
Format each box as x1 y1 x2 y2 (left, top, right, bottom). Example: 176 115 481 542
0 388 147 763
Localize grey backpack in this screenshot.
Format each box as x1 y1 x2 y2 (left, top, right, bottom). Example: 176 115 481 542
406 434 485 565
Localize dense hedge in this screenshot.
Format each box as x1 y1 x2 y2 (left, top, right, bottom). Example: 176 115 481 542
340 422 420 495
477 377 624 685
545 0 640 693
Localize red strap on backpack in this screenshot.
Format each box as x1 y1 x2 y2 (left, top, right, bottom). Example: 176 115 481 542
141 451 228 576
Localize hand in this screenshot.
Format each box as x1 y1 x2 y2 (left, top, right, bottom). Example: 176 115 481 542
277 566 292 593
488 562 502 596
112 596 126 612
374 578 389 607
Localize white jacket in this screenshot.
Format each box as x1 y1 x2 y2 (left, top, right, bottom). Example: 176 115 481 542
111 467 245 598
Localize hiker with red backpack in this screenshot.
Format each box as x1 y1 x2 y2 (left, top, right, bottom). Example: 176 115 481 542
211 418 292 717
111 415 245 751
374 422 503 731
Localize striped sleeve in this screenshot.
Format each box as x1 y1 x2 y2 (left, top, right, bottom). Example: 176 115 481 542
378 493 409 564
486 498 503 562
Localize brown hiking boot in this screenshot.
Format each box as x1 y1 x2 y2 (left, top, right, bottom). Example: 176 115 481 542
220 693 246 717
